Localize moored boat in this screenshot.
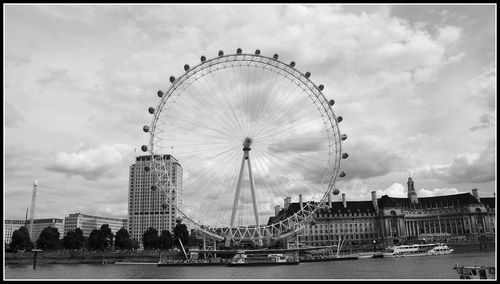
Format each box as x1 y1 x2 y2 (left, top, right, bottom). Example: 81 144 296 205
453 264 495 279
227 251 299 266
383 243 453 257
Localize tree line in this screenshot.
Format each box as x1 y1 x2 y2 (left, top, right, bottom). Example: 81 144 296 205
7 222 196 252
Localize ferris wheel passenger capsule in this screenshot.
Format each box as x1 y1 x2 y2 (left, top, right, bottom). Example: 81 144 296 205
170 76 175 83
141 145 148 152
255 49 261 55
144 166 151 172
339 171 346 178
151 185 158 191
236 48 242 54
161 203 168 209
332 188 340 195
341 134 348 141
218 50 224 57
290 61 296 67
342 153 349 159
201 55 206 62
337 116 343 123
148 107 155 114
184 64 190 71
329 99 335 106
157 90 164 97
318 84 324 91
273 53 279 60
305 72 311 78
143 125 149 132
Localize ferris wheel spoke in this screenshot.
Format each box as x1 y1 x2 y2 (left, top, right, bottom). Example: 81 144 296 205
209 67 248 137
163 113 238 142
251 95 316 141
163 97 241 141
180 83 244 140
247 66 280 137
254 116 323 144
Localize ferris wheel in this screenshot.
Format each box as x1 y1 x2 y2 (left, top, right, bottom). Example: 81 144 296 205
141 48 348 244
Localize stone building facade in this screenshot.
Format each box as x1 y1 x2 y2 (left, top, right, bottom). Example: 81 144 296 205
269 177 495 247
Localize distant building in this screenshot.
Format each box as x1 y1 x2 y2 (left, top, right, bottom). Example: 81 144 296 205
4 220 26 244
64 213 127 237
269 177 495 246
128 155 183 243
31 218 65 241
4 218 65 243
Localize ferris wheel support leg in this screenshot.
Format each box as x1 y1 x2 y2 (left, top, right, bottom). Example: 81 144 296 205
246 155 261 245
230 155 246 227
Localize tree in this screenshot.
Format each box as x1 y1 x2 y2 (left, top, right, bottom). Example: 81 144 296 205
142 227 159 250
9 226 33 252
158 230 174 250
88 229 105 251
115 227 132 250
100 224 114 250
63 228 84 250
173 219 189 249
36 226 61 250
130 238 140 251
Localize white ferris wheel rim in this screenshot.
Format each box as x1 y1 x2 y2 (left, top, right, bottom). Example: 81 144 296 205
145 49 345 241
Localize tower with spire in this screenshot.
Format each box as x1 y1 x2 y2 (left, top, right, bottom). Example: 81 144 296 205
407 172 418 204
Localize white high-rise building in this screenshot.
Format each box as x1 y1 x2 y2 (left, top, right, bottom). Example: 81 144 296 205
128 155 183 242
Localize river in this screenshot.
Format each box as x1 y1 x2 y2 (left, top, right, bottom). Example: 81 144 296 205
4 251 496 280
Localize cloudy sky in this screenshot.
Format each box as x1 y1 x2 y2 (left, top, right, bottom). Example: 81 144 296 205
4 4 496 223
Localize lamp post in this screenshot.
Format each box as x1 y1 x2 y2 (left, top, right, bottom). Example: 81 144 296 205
373 240 376 252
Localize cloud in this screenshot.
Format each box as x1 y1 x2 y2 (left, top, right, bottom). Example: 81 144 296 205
470 113 495 131
417 187 461 197
415 139 495 184
342 137 406 180
375 183 463 199
376 183 407 198
466 64 495 111
5 53 31 66
47 144 134 180
4 101 26 128
36 68 71 86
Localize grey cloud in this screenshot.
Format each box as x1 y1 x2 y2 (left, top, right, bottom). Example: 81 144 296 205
416 139 495 184
5 53 31 66
470 113 495 131
36 68 70 86
341 138 406 180
5 102 26 128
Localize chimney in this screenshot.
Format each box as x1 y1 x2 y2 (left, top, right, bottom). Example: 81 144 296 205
371 191 379 213
342 193 347 208
472 188 480 202
299 194 304 211
284 196 291 209
274 205 281 216
328 193 332 208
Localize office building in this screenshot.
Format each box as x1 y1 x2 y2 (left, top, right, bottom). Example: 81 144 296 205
128 154 183 242
64 213 127 237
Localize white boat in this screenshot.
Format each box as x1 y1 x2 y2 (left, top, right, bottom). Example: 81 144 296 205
453 264 495 279
383 243 454 257
228 251 299 266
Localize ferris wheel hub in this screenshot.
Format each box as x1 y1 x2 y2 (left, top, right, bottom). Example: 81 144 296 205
243 137 253 150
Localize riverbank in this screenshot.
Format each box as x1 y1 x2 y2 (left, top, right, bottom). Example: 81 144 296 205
4 250 182 265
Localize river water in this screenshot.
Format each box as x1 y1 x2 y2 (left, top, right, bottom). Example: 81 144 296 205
5 251 496 280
